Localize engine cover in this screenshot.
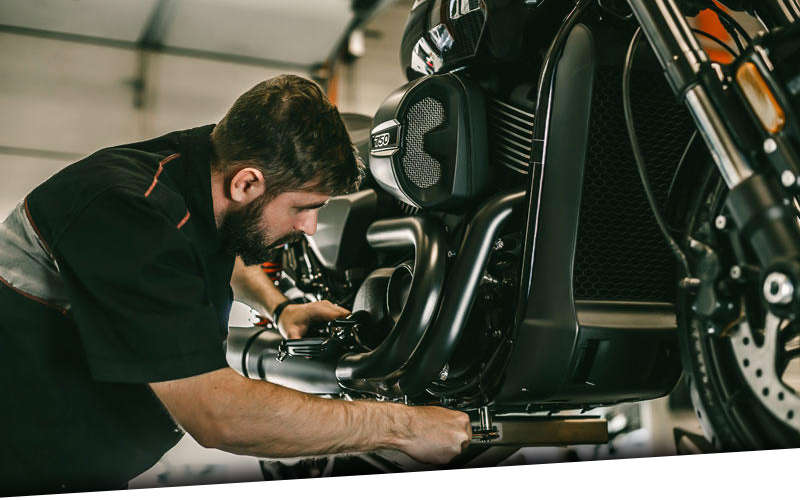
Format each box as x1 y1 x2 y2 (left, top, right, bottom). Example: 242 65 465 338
369 73 490 211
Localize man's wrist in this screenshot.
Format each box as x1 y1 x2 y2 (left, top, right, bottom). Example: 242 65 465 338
270 299 293 325
377 402 414 450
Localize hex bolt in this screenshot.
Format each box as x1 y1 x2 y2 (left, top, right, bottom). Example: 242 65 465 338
439 363 449 381
763 272 795 305
782 170 796 188
680 277 701 289
715 215 727 230
764 138 778 154
493 239 504 251
730 265 742 280
478 406 492 431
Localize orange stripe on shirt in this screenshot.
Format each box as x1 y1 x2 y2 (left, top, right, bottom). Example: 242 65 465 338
176 210 191 229
144 153 181 197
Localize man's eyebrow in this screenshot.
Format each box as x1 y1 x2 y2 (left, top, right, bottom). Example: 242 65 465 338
295 200 329 211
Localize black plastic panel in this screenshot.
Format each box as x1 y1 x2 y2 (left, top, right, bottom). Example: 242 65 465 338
496 21 683 407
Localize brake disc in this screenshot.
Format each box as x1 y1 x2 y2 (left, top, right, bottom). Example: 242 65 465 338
728 309 800 432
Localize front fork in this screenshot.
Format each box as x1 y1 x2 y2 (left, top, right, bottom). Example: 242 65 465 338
627 0 800 319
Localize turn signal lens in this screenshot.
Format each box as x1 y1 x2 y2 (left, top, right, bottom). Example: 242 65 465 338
736 61 786 134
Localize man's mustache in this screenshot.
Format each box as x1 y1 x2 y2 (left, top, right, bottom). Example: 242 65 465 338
269 230 305 249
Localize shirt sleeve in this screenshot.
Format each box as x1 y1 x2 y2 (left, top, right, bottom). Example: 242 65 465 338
53 186 229 383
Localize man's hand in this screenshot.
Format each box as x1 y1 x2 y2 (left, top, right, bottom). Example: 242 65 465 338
278 300 350 339
397 406 473 464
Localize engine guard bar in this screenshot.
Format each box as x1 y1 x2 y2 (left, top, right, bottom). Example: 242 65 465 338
390 189 526 397
335 216 448 386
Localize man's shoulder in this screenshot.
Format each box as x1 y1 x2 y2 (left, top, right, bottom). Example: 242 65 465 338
26 137 194 249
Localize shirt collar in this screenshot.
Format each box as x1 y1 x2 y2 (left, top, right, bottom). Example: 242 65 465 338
182 124 221 253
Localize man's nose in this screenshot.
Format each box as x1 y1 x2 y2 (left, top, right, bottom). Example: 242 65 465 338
295 210 318 236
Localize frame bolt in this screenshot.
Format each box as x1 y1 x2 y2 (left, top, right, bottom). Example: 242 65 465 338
764 272 794 305
730 265 742 280
764 138 778 154
439 364 449 381
781 170 796 188
680 277 701 289
715 215 727 230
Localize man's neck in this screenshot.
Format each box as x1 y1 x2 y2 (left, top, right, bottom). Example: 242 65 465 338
209 168 229 229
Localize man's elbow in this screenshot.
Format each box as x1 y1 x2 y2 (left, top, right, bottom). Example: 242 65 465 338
188 408 249 453
190 422 226 450
149 368 258 454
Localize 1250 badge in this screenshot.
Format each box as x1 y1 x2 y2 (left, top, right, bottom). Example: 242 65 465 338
373 132 391 148
371 127 399 151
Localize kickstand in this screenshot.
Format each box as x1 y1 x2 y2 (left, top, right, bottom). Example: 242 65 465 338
673 427 716 454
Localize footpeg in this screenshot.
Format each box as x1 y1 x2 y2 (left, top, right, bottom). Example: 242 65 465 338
470 415 609 447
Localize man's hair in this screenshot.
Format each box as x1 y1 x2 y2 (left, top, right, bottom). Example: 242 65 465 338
210 74 363 198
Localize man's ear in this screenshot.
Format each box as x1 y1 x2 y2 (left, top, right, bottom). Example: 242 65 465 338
229 167 266 204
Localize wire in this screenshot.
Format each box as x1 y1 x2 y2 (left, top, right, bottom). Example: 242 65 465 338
691 28 739 59
704 1 752 51
622 28 693 278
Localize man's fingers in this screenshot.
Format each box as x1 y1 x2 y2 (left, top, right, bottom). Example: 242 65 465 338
310 301 350 320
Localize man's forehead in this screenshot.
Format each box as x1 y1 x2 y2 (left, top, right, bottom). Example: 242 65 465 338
281 190 330 205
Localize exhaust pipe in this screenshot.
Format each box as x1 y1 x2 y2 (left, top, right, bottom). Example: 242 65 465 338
391 189 526 396
336 216 447 389
227 326 340 394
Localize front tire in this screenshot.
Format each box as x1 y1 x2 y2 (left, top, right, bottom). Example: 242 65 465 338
678 163 800 450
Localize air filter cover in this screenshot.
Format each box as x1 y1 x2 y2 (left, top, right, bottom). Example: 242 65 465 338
369 73 490 211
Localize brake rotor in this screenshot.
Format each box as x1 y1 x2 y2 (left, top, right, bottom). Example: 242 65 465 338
728 309 800 432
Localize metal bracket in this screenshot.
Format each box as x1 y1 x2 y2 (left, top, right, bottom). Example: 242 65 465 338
471 416 609 447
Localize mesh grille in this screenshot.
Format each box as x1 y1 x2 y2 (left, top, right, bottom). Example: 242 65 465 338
403 97 445 189
573 64 694 302
487 97 534 175
446 9 485 60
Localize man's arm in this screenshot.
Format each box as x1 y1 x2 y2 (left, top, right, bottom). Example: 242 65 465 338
150 367 472 464
230 257 349 338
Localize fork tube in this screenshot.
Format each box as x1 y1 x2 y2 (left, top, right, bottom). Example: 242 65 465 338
627 0 754 188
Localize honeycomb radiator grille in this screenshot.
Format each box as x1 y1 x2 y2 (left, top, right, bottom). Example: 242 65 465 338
573 65 694 302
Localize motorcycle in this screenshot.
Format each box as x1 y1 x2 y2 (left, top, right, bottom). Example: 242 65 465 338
227 0 800 464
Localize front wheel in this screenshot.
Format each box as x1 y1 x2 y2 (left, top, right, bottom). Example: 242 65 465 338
678 163 800 451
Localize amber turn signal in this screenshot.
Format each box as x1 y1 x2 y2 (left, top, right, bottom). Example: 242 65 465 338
736 61 786 134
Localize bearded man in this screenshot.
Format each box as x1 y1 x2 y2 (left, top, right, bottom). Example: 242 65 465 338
0 74 471 495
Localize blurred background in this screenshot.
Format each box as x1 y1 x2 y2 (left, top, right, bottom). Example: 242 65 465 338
1 0 759 489
0 0 412 218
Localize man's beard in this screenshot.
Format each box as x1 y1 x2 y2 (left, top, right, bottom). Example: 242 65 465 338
218 196 304 266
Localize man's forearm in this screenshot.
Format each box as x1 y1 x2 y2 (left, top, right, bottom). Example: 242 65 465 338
150 368 463 461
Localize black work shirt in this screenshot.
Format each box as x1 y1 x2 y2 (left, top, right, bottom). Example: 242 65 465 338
0 125 233 495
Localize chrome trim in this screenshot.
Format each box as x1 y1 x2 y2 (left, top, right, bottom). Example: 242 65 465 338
685 86 754 187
